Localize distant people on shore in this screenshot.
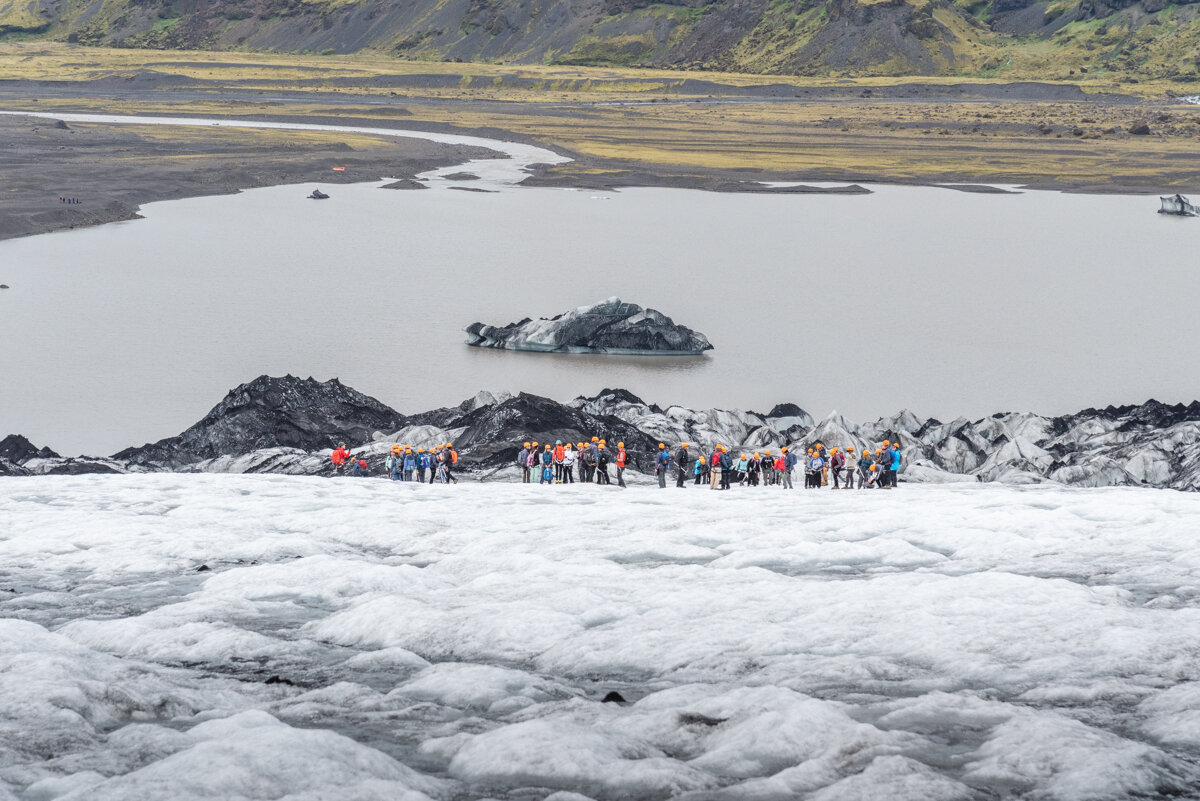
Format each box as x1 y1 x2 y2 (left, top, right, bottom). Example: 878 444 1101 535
329 437 902 489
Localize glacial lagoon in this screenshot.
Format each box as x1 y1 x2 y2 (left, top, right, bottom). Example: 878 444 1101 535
1 114 1198 455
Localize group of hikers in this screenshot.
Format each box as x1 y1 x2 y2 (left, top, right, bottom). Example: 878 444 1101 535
330 442 460 483
329 436 904 489
518 439 634 487
517 439 904 489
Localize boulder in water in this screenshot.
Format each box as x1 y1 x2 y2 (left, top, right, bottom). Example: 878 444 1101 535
465 298 714 355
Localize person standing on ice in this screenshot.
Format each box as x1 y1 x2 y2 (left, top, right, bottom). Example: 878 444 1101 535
781 447 795 489
829 447 845 488
675 443 690 488
417 448 429 483
841 448 856 489
709 447 722 489
561 443 576 483
386 446 401 481
443 443 459 484
403 447 416 481
539 444 553 484
517 442 531 483
597 443 611 484
888 443 901 489
552 440 566 482
615 442 628 488
655 443 670 488
331 442 352 476
587 437 601 482
694 454 706 485
808 450 825 488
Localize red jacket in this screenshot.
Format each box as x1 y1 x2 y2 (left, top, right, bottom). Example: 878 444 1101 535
331 446 350 465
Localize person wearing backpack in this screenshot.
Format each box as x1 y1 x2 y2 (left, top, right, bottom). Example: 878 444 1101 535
674 443 690 488
331 442 352 476
653 444 669 488
781 447 795 489
615 442 628 488
709 448 722 490
538 444 553 484
385 446 401 481
443 443 459 484
596 444 611 485
417 448 429 483
830 448 845 489
403 447 417 481
350 457 369 477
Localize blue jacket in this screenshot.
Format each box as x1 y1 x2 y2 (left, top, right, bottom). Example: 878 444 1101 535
404 454 416 470
891 449 901 470
808 456 824 470
785 452 797 470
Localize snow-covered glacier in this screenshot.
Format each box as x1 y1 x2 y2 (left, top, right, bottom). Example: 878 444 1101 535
3 474 1200 800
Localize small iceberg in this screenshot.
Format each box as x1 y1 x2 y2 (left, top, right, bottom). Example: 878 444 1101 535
1158 194 1197 217
465 298 714 355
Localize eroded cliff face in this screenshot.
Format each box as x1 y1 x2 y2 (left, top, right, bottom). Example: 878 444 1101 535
7 375 1200 489
465 298 714 355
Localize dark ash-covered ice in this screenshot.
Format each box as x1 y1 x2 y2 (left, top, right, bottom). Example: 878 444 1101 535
465 298 714 355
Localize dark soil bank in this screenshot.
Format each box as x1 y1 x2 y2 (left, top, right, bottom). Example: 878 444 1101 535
0 113 495 241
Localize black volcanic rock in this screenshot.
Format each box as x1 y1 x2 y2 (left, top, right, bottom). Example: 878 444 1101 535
422 391 660 471
114 375 406 467
0 459 30 476
0 434 59 465
465 298 714 355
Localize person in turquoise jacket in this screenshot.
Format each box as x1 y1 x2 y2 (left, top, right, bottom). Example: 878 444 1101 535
888 443 902 489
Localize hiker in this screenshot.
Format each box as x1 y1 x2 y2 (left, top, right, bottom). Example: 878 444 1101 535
403 447 416 481
562 443 576 483
781 447 795 489
747 453 760 487
615 442 628 488
709 447 722 489
841 448 856 489
830 447 845 489
655 443 670 488
540 444 553 484
350 457 369 477
417 448 430 483
888 442 901 489
331 442 351 476
597 444 611 484
385 446 401 480
675 443 690 488
807 450 825 489
518 442 531 483
553 440 566 482
694 455 706 485
857 450 873 489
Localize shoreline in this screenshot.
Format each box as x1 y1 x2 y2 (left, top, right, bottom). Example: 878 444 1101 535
1 67 1198 242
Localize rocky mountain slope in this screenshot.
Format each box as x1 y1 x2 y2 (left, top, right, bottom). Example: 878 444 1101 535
4 375 1200 490
3 0 1200 79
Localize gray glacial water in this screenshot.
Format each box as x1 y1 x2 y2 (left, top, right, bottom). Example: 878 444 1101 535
1 120 1199 455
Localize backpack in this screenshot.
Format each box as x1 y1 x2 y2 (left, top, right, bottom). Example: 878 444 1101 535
542 466 553 481
450 449 458 464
